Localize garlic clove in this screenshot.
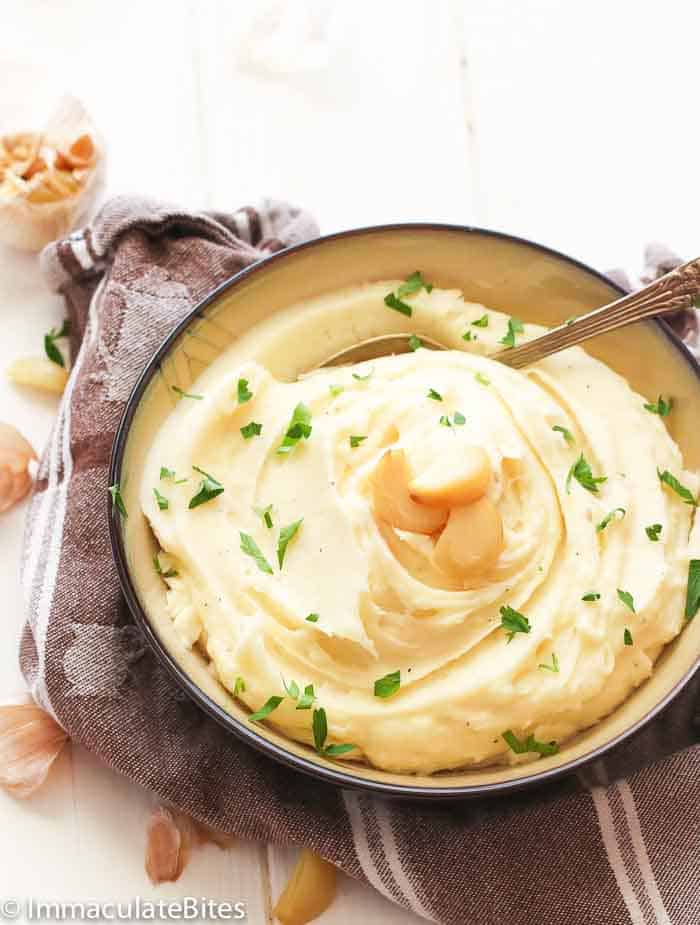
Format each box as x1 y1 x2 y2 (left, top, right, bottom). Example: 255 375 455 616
145 806 233 885
0 423 37 514
7 356 69 394
273 849 337 925
433 497 505 578
0 701 68 798
409 445 491 508
372 449 448 534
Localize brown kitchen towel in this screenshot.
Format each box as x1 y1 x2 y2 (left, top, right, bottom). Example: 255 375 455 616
22 197 699 925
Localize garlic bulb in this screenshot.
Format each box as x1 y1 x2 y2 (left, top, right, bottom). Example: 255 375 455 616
0 423 37 513
0 700 68 798
145 806 233 885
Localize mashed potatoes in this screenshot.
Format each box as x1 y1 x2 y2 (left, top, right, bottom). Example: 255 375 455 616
140 282 699 774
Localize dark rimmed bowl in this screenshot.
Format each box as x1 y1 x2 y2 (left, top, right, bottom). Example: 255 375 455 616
108 224 700 799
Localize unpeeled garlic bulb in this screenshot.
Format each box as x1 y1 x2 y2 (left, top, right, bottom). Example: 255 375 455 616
0 423 36 513
0 700 68 798
145 805 234 885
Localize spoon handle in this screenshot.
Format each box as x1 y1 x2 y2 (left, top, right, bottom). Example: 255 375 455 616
495 256 700 369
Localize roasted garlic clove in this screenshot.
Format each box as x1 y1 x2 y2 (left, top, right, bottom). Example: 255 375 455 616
8 356 69 394
273 849 337 925
0 701 68 798
372 449 448 534
145 806 233 885
0 423 37 513
409 445 491 508
433 497 504 578
54 134 96 171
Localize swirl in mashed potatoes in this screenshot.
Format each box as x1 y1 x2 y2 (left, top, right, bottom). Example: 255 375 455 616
141 281 699 774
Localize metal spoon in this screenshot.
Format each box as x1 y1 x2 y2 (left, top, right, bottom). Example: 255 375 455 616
320 257 700 370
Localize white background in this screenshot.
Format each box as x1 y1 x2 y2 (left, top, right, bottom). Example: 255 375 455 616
1 1 697 922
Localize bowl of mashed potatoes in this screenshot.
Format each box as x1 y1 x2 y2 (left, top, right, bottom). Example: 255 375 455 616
109 225 700 797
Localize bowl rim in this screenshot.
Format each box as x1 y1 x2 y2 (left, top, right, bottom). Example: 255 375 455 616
108 222 700 799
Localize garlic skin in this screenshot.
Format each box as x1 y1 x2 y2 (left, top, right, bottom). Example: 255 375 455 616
145 806 233 885
0 423 37 513
0 701 68 798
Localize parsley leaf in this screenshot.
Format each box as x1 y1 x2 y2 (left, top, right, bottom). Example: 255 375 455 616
596 507 626 533
374 670 400 699
566 453 607 494
248 696 283 723
502 730 558 757
312 707 356 757
499 317 524 348
306 612 319 623
384 293 413 316
282 678 300 700
329 384 344 396
408 334 423 351
237 378 253 404
153 487 169 511
643 395 673 417
44 320 70 367
108 483 127 518
233 677 246 696
552 425 574 446
624 628 633 646
277 518 303 568
254 504 274 529
645 523 662 541
462 330 473 342
500 605 531 642
657 469 697 506
538 652 559 673
684 559 700 620
153 555 178 579
474 372 490 387
439 410 466 428
296 684 316 710
160 466 175 480
352 367 374 382
172 385 203 400
239 531 273 574
472 314 489 328
349 435 367 448
188 466 224 509
427 388 443 401
240 421 262 439
277 403 313 455
617 589 636 612
397 270 433 297
582 592 601 602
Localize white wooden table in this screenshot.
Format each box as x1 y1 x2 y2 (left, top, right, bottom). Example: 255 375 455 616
1 1 697 921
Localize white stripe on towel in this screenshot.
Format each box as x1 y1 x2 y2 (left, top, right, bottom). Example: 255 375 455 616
617 780 671 925
341 791 397 904
374 800 435 921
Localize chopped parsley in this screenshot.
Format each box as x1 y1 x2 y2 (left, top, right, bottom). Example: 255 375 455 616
684 559 700 621
160 467 187 484
282 678 300 700
240 421 262 439
239 531 273 574
277 402 313 455
188 466 224 508
254 504 274 529
352 368 374 382
645 523 662 542
564 316 577 326
502 730 558 757
153 555 178 579
277 518 303 568
499 317 524 348
617 589 636 613
312 707 356 757
153 487 169 511
384 293 413 316
237 378 253 404
172 385 203 400
552 425 574 446
624 628 633 646
44 320 70 367
374 670 401 699
475 372 490 387
566 453 607 494
596 507 626 533
500 605 531 642
305 612 319 623
538 652 560 673
427 388 443 402
657 469 697 506
233 677 246 696
248 695 283 723
329 384 345 396
462 330 473 342
582 592 601 602
397 270 433 298
643 395 673 417
472 314 489 328
296 684 316 711
408 334 423 351
108 483 127 518
349 435 368 448
440 411 466 428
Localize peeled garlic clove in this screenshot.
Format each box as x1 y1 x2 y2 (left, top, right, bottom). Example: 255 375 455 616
55 134 96 171
273 849 337 925
0 701 68 798
433 497 504 578
409 446 491 508
8 356 69 394
372 449 448 534
0 423 36 514
145 807 193 885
